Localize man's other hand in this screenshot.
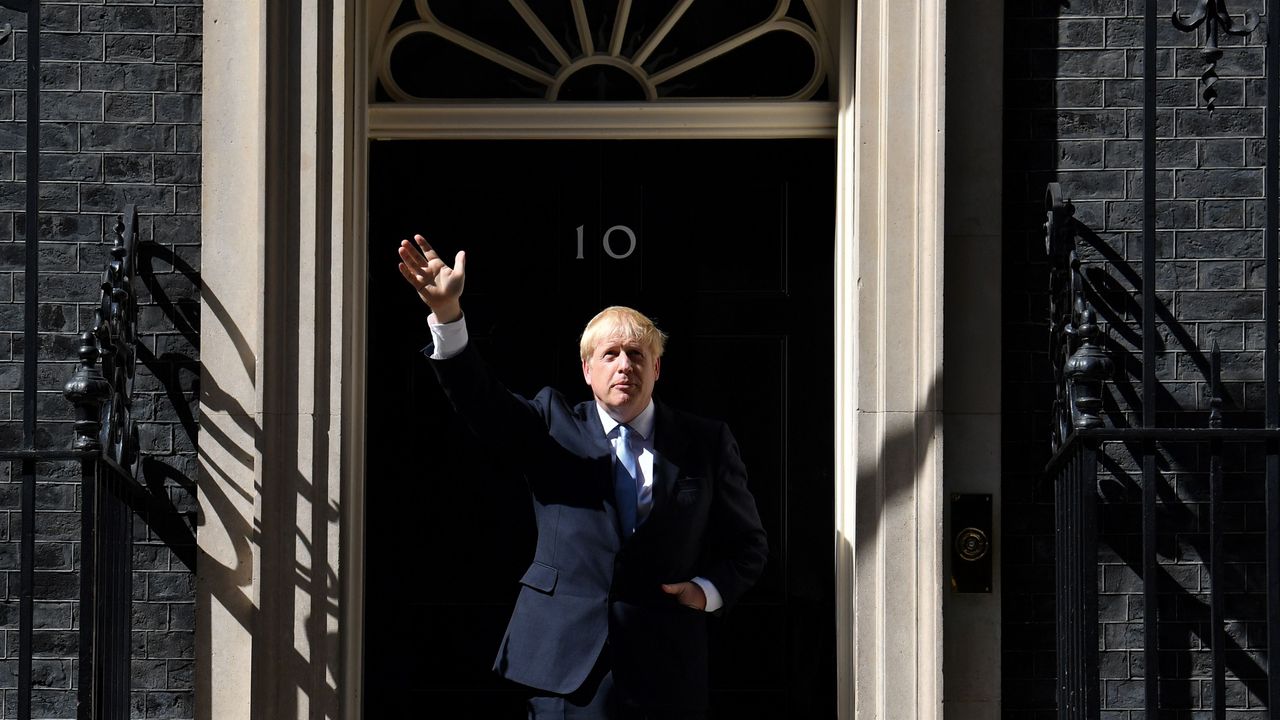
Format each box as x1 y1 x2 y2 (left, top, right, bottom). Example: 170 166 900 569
661 582 707 611
397 234 466 322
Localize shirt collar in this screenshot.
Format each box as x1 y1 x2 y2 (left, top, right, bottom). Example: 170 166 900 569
596 398 656 440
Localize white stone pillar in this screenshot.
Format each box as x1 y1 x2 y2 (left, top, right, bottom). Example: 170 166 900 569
198 1 365 718
835 0 946 717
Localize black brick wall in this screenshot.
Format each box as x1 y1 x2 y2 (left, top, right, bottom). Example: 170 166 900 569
1006 0 1272 717
0 1 199 718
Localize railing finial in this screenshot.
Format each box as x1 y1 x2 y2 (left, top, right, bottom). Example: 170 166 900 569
1047 183 1113 450
63 331 110 452
1065 304 1114 431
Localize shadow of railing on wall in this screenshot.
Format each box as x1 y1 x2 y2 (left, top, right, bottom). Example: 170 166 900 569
1045 184 1280 718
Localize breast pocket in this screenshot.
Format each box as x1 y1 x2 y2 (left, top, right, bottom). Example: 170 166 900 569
674 476 705 507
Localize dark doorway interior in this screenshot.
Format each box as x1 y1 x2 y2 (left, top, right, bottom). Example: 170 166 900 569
364 139 835 718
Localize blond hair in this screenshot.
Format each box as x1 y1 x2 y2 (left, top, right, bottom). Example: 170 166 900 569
578 306 668 361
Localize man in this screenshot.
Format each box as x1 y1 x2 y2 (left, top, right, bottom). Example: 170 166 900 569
397 234 768 719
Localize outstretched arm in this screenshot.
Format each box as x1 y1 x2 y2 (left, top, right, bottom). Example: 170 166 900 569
397 234 466 323
395 234 549 450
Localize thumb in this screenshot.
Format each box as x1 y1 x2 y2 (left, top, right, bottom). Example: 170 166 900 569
453 250 467 275
661 583 681 595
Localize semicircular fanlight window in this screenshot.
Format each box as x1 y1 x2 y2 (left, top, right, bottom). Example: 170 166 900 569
375 0 830 102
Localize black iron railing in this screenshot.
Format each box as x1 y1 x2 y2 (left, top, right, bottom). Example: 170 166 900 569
1044 184 1106 718
63 207 142 720
0 1 141 717
1045 185 1280 718
1044 0 1280 715
0 200 141 720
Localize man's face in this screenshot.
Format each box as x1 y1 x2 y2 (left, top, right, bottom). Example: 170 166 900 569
582 332 661 423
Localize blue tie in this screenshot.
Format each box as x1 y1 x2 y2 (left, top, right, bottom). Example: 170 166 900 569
614 424 639 537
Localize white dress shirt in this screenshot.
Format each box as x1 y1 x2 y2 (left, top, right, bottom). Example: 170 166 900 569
427 312 723 612
596 399 656 526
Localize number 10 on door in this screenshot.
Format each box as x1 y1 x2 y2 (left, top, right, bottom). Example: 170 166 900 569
576 225 637 260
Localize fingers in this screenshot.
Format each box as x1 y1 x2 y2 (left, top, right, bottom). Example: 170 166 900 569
396 260 417 283
396 261 430 292
661 582 705 610
398 242 444 295
397 245 422 277
399 235 453 272
396 246 429 278
413 234 440 262
398 241 430 272
398 236 465 295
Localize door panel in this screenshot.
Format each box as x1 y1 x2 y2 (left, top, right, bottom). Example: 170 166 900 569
365 139 834 717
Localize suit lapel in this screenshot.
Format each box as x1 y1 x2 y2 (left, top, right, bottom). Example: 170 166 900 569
580 401 624 537
651 399 684 515
581 400 613 458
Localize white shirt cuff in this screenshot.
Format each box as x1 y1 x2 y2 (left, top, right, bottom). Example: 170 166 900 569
426 312 469 360
691 576 723 613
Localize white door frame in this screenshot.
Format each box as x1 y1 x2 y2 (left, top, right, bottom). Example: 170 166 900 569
197 1 953 718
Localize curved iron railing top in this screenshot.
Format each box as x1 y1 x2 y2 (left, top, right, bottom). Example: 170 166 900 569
64 206 141 484
1045 183 1113 455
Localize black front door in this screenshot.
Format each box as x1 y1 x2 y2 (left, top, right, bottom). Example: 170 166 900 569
365 139 835 718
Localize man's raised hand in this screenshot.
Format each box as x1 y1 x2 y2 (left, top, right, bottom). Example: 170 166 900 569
397 234 466 322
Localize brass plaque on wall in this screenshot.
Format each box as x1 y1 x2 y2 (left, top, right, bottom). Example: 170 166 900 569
950 493 992 593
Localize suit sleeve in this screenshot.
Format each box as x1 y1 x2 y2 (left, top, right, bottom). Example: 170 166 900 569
701 422 769 612
425 339 552 456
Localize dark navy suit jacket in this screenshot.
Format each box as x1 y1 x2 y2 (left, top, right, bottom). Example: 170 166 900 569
428 342 768 712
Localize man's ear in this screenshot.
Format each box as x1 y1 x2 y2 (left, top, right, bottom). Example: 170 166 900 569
653 356 661 382
582 358 592 384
